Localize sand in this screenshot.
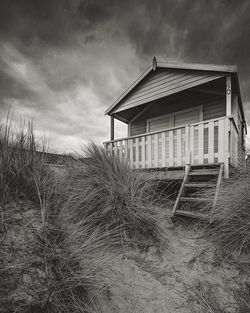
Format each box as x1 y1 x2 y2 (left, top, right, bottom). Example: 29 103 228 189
100 208 247 313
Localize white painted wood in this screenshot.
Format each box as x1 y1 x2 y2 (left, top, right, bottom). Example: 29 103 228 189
223 118 229 178
185 126 190 165
162 132 166 167
218 119 225 163
226 75 232 116
124 140 128 160
135 138 139 168
169 131 174 166
189 126 194 164
105 116 237 171
129 139 133 166
154 134 159 167
176 128 182 165
208 122 214 163
198 124 204 164
141 136 146 168
147 135 152 168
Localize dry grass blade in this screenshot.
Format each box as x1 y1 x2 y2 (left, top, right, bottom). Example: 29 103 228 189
61 141 167 250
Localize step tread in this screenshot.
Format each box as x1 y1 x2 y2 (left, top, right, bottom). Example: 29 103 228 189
174 210 209 220
189 170 219 176
184 183 214 188
180 197 213 202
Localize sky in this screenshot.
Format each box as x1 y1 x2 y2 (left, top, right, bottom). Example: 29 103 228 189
0 0 250 153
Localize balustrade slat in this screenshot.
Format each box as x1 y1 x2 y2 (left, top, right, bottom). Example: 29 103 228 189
198 124 204 164
155 134 159 167
162 132 166 167
141 136 146 168
218 119 225 163
135 138 139 168
169 131 174 167
208 122 214 163
147 135 152 168
189 126 194 164
176 128 182 165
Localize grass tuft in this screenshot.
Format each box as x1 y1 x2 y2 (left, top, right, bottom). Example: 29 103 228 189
202 173 250 255
62 141 166 249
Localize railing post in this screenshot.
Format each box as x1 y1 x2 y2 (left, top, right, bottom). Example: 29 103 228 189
185 125 190 166
224 118 229 178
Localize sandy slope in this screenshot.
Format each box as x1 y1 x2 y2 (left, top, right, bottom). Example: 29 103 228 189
100 208 246 313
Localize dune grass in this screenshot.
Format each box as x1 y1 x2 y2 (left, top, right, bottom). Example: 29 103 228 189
201 172 250 255
0 117 49 206
61 142 167 249
0 120 120 313
0 120 168 312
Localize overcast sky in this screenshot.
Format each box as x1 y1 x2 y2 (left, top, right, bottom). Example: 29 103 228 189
0 0 250 153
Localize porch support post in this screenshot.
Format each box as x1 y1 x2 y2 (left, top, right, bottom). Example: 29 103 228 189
225 76 232 178
110 115 114 141
226 76 232 116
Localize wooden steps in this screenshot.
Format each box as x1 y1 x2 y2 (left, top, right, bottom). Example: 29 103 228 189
184 183 213 188
179 197 213 202
188 170 218 176
174 210 209 221
172 163 224 221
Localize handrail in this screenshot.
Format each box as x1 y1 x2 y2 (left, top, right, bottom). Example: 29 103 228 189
104 116 232 144
103 124 186 144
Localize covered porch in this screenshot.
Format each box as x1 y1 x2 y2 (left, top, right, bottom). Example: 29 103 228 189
104 115 239 178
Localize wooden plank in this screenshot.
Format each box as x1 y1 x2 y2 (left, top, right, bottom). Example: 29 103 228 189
208 121 214 163
189 126 194 164
185 125 190 165
115 75 223 112
218 119 225 163
135 137 139 168
169 131 174 167
180 197 213 202
174 210 209 221
129 139 133 167
198 123 204 164
105 65 152 114
172 165 190 216
103 116 229 145
157 62 237 73
176 128 182 166
185 183 214 188
162 132 166 167
141 136 146 168
154 133 159 167
226 75 232 116
147 135 152 168
124 140 128 161
189 170 218 176
223 118 229 178
213 163 224 209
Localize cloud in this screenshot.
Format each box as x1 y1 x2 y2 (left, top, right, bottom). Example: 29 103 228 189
0 0 250 152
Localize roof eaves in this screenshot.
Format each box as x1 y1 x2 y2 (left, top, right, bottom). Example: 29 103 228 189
105 65 152 115
157 61 237 73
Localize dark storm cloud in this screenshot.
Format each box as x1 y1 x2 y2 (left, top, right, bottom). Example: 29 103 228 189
0 0 250 151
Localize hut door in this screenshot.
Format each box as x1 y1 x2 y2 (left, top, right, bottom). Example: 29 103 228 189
148 114 171 132
174 106 202 127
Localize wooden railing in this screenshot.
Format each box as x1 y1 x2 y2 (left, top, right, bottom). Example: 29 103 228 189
104 116 232 171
